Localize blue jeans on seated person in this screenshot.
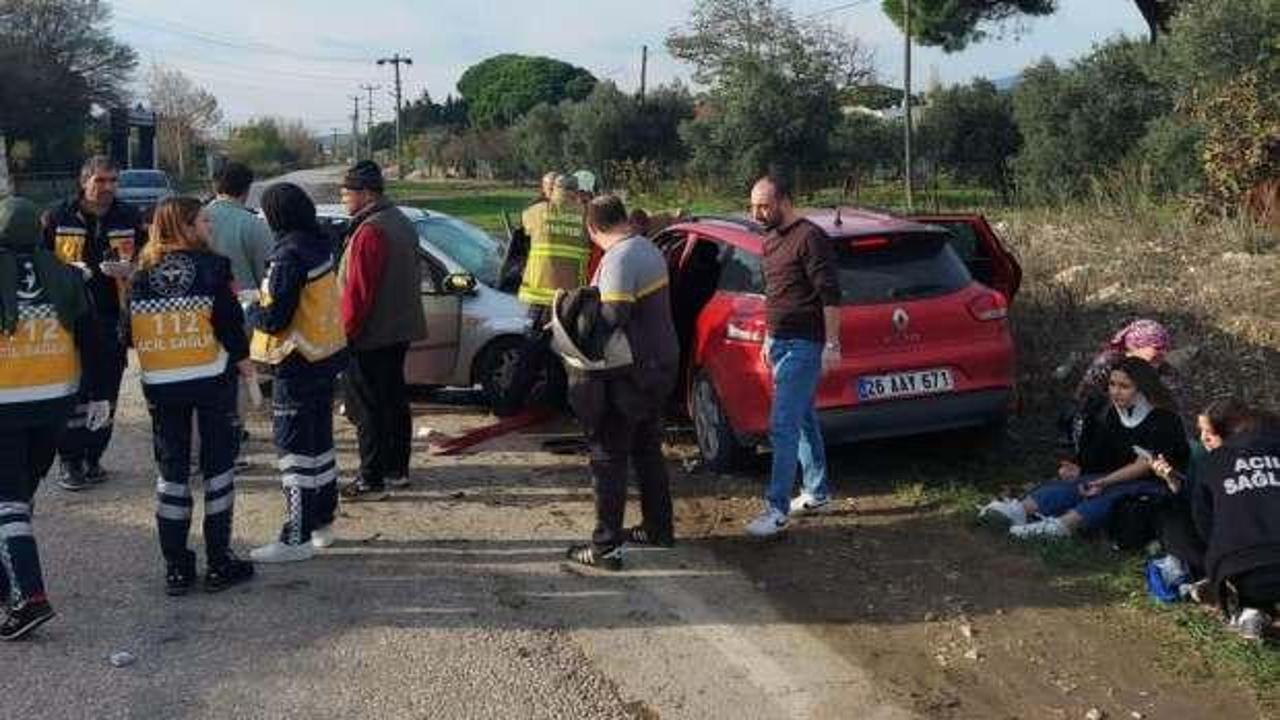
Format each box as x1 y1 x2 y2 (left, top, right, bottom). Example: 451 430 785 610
766 337 831 515
1027 474 1167 530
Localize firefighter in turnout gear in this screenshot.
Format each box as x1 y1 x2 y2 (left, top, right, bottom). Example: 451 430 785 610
498 173 589 415
0 197 107 639
122 198 255 596
246 184 347 563
41 156 145 491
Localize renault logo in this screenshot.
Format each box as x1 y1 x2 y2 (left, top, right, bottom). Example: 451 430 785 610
892 307 910 334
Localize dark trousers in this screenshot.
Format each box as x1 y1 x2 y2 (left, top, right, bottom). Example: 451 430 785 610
1160 497 1207 579
0 420 63 606
58 327 125 467
149 378 238 570
503 306 553 411
274 374 338 544
344 343 411 488
589 401 674 551
1230 566 1280 609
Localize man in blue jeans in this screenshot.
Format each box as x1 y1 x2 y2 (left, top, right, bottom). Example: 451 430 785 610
745 175 843 537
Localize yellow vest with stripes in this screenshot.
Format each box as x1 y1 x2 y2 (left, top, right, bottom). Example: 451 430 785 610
0 302 80 404
518 202 590 306
131 295 228 384
250 261 345 364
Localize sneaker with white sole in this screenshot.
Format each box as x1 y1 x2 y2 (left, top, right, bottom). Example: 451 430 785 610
745 507 790 537
1234 608 1270 642
1009 517 1070 540
789 493 835 516
311 525 336 549
978 498 1028 526
386 476 411 489
250 541 314 564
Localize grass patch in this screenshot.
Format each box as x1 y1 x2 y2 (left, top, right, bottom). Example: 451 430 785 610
387 179 535 234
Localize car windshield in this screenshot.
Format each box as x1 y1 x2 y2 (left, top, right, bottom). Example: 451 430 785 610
415 216 503 287
119 171 167 189
833 233 972 305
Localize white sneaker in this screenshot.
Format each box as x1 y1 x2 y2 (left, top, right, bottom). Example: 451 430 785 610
745 507 790 537
978 498 1028 526
1009 517 1070 540
789 493 835 516
1234 608 1270 642
311 525 336 549
250 541 314 563
386 476 411 489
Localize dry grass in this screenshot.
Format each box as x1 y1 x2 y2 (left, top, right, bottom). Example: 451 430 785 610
994 204 1280 418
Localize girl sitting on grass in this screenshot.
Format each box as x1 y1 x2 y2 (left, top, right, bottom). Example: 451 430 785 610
983 356 1190 539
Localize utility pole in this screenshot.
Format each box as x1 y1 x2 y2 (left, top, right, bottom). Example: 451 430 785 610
639 45 648 102
330 128 339 162
903 0 914 212
349 95 361 162
360 83 379 161
377 53 413 179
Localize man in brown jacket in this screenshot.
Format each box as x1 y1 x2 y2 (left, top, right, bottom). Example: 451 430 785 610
337 161 427 500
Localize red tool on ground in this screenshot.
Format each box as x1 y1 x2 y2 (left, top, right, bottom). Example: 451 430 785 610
429 407 556 456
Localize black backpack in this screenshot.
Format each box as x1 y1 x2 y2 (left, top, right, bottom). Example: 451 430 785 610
1107 494 1168 552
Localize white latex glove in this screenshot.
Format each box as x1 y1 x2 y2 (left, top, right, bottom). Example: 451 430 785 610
84 400 112 431
237 289 261 306
70 261 92 280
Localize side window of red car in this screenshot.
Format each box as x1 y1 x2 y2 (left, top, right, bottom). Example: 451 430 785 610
718 246 763 295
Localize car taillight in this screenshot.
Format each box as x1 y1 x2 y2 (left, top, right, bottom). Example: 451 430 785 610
967 291 1008 321
725 316 768 343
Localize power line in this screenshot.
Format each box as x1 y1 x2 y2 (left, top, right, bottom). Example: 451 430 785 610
113 11 369 64
135 47 373 84
804 0 874 19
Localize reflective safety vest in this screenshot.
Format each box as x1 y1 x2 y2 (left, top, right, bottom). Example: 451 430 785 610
130 295 228 385
250 259 345 364
52 225 136 265
0 302 80 404
518 202 590 307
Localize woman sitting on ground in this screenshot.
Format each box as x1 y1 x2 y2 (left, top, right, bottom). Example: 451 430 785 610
1062 319 1181 452
1175 401 1280 641
984 356 1190 539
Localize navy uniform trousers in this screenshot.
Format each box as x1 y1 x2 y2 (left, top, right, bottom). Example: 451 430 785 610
0 419 64 606
149 376 238 571
58 326 125 468
273 373 338 545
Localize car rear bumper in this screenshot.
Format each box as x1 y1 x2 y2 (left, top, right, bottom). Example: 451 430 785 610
815 387 1011 443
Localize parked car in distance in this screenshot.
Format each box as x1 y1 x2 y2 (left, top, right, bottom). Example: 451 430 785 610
315 205 530 402
656 208 1022 470
116 169 175 219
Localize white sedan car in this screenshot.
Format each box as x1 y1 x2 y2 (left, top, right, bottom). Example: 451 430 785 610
316 205 531 401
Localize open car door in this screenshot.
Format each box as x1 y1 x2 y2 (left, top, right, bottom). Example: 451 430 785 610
404 250 462 385
908 214 1022 300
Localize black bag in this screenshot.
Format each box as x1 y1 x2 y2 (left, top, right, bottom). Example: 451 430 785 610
1106 494 1168 551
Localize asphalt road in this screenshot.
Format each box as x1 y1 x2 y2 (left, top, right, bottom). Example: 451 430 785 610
246 166 347 208
0 365 912 719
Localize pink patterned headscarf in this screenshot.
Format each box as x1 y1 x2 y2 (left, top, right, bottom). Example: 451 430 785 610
1108 319 1171 353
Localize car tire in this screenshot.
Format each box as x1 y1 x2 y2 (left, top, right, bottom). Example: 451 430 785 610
691 371 748 472
474 337 524 408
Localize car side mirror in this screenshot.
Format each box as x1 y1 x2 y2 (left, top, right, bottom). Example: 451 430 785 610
444 272 477 295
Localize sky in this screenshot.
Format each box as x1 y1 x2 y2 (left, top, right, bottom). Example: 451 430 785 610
108 0 1152 134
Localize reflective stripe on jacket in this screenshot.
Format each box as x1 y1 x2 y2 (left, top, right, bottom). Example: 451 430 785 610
518 201 589 306
251 258 345 364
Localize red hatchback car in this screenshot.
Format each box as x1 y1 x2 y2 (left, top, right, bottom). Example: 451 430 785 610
655 209 1022 470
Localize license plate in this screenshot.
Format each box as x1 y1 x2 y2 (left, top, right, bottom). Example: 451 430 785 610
857 368 954 401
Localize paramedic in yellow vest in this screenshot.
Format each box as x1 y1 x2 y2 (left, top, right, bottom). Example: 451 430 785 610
499 173 589 415
41 155 145 491
0 197 108 639
123 198 255 596
245 184 347 564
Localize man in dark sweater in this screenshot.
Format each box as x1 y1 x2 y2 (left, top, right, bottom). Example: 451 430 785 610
337 161 427 500
744 175 843 538
1192 408 1280 640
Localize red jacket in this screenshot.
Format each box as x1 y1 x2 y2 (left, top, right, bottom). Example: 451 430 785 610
339 223 388 340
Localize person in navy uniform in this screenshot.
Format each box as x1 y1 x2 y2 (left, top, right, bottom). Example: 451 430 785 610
41 155 145 491
0 197 108 638
122 197 255 596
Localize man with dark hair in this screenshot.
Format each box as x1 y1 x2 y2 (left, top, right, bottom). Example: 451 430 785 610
744 174 842 537
207 162 272 293
562 194 678 570
337 160 426 499
41 155 144 491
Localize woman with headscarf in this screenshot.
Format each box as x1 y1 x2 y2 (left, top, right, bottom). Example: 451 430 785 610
123 197 255 596
982 356 1190 539
0 196 107 639
247 183 347 563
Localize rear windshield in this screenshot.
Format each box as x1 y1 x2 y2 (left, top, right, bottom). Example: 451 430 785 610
833 233 971 305
119 171 167 188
